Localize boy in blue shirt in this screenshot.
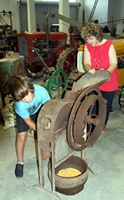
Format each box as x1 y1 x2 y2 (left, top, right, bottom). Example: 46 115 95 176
9 76 50 178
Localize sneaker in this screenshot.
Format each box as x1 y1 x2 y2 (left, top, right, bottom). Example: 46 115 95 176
15 163 24 178
101 127 106 133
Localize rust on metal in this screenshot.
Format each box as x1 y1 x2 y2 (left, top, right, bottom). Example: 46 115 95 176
48 155 88 195
67 87 107 151
0 70 10 94
14 62 25 77
36 71 108 197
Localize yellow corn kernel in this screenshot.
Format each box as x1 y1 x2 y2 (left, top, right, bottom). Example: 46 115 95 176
57 168 81 177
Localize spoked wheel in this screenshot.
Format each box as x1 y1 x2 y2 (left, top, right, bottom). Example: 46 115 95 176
25 63 48 79
67 87 107 151
0 71 10 94
14 62 25 77
44 69 67 99
56 48 78 85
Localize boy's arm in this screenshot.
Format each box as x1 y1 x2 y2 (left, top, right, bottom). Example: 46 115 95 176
23 116 36 131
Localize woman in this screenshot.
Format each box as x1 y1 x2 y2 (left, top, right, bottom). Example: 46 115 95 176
81 23 118 133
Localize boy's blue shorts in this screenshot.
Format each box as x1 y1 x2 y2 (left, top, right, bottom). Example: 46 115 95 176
15 109 40 133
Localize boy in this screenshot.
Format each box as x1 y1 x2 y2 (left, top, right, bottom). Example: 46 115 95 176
9 76 51 178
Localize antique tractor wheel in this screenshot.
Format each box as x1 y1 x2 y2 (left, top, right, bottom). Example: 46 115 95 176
24 48 55 79
25 63 47 79
56 48 78 85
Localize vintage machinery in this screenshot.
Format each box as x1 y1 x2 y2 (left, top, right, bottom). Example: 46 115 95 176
113 39 124 112
17 8 84 84
43 69 67 99
17 1 99 82
17 29 83 85
17 31 67 78
48 11 84 85
112 39 124 88
0 10 12 36
31 70 111 200
120 87 124 113
17 8 124 89
0 55 24 95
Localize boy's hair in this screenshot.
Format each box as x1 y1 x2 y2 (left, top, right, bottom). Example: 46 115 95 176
81 23 103 42
9 76 34 101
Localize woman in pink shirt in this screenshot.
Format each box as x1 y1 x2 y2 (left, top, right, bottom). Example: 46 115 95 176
81 23 118 133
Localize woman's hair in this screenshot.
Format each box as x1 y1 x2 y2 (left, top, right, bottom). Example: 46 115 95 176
81 23 103 42
9 76 34 101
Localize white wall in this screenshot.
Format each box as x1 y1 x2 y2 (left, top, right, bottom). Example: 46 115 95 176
0 0 21 33
0 0 10 26
84 0 108 24
0 0 123 34
108 0 124 30
21 0 80 2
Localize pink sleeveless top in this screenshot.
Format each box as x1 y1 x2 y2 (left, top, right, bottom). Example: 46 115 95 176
86 40 118 91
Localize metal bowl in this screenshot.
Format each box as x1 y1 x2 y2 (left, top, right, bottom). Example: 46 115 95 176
48 155 88 195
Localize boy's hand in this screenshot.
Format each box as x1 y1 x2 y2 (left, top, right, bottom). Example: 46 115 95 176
23 116 36 131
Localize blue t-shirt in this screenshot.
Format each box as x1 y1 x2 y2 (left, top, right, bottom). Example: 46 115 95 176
15 85 50 119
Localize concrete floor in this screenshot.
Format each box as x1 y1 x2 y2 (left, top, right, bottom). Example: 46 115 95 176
0 91 124 200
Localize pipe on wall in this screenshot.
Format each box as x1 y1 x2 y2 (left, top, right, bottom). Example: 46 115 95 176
20 1 81 7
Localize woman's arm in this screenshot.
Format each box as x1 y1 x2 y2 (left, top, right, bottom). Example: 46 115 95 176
84 45 95 74
107 44 118 73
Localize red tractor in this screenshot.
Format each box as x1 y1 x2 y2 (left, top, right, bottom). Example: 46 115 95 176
17 31 67 78
17 12 84 84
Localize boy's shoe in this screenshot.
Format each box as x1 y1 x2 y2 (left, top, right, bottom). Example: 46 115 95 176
15 163 24 178
101 127 106 133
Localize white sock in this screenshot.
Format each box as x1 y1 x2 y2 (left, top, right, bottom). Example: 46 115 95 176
17 162 24 165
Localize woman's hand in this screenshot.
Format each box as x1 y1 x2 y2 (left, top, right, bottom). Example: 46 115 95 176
88 68 96 74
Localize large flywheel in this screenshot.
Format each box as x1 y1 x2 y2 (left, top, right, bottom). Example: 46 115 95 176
56 48 78 85
67 86 107 151
44 69 67 99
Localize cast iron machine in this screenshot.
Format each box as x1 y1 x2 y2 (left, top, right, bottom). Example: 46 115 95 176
32 70 111 199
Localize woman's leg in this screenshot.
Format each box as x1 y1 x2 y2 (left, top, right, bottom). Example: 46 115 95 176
101 90 116 126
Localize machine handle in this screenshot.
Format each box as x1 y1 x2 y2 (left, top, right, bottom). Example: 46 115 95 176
43 117 51 129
